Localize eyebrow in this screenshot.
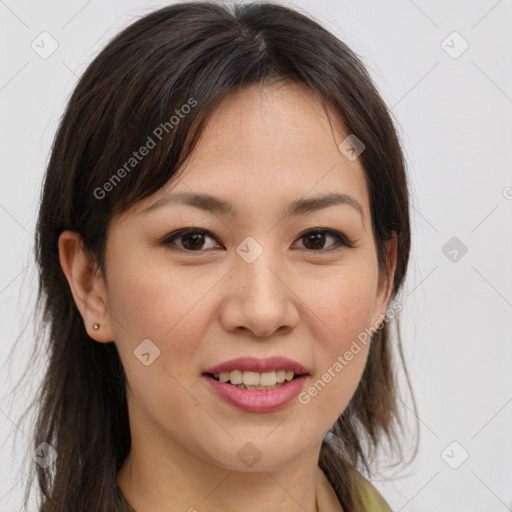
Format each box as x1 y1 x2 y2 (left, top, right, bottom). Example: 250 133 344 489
141 191 364 221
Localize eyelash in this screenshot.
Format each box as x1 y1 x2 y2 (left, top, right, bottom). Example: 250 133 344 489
160 228 355 254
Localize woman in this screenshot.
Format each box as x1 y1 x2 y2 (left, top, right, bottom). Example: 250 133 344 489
26 2 417 511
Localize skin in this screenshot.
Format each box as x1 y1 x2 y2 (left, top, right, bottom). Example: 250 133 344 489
59 81 397 512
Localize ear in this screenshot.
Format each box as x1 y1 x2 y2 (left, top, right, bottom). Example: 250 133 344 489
58 230 114 343
372 234 398 330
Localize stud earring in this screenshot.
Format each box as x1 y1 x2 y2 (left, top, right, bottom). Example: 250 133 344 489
92 323 100 330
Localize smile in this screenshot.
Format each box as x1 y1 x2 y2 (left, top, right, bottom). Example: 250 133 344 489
209 369 299 390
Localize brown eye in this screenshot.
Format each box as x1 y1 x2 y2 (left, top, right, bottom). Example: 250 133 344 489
162 227 354 254
295 229 354 251
180 232 207 250
162 229 220 252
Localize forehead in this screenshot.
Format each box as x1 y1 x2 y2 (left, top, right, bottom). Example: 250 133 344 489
186 82 357 168
136 82 370 223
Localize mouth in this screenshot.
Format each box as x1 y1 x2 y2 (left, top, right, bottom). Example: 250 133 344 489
202 356 310 412
202 370 309 413
204 369 306 391
202 356 310 390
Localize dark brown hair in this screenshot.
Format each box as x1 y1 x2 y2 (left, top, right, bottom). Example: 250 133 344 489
17 2 417 510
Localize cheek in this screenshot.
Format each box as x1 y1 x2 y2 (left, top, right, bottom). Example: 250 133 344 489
109 259 212 440
106 252 224 424
295 264 377 423
302 262 378 347
106 248 216 349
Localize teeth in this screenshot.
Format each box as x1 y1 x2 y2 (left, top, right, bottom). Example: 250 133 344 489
212 369 297 387
229 370 243 385
243 371 260 386
260 371 276 386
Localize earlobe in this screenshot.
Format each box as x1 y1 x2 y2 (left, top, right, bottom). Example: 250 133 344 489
58 230 114 343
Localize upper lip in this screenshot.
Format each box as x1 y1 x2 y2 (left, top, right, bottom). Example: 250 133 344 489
203 356 310 375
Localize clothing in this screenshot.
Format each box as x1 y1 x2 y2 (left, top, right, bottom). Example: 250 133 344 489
317 466 393 511
115 467 393 511
356 474 394 511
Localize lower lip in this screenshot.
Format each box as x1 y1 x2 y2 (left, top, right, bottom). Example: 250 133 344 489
203 374 308 413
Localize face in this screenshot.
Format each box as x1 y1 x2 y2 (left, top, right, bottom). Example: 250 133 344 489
93 82 395 472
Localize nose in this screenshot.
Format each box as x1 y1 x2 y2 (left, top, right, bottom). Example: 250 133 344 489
219 247 300 339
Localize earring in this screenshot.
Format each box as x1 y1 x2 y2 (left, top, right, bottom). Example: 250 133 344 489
92 323 100 330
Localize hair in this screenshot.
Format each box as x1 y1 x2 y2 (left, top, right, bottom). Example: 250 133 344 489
16 2 418 511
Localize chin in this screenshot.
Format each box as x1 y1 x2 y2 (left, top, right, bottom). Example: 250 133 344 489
199 434 315 473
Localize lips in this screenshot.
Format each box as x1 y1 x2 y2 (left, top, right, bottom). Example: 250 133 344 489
203 356 310 375
202 356 310 412
203 373 309 412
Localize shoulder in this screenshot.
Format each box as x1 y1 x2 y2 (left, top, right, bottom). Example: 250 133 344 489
353 471 393 512
319 464 393 512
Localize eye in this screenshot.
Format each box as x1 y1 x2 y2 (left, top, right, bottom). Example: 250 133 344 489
161 227 355 253
293 228 355 252
161 228 221 253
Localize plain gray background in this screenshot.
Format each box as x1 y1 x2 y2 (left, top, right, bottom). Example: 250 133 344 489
1 1 511 511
